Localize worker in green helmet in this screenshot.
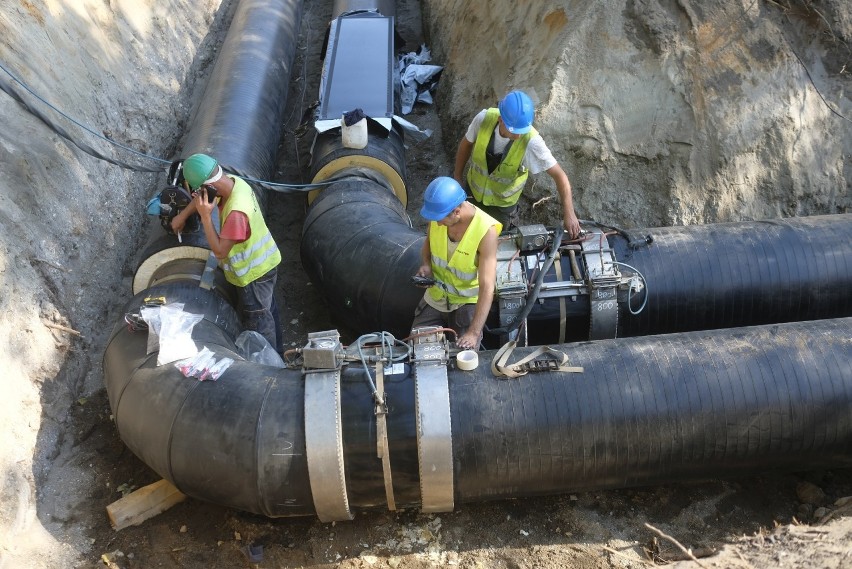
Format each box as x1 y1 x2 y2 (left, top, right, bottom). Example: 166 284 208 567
170 153 283 354
453 90 580 239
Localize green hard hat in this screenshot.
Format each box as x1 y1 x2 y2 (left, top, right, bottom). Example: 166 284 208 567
183 153 218 190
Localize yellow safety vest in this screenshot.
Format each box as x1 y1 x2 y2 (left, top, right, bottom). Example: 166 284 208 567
467 108 536 207
427 208 501 305
220 177 281 287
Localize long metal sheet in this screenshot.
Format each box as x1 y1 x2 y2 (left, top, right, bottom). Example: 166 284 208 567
320 14 394 120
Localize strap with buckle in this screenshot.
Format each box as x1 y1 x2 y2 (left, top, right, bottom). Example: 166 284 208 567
491 340 584 379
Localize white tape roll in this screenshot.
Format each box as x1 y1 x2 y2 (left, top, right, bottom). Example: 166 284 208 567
456 350 479 371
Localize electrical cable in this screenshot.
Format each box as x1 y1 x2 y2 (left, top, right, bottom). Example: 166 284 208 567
0 59 343 190
0 60 167 172
240 175 340 192
488 229 565 336
579 219 653 249
609 260 649 315
350 332 412 405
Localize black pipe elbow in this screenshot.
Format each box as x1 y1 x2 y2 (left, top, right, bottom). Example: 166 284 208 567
301 177 424 337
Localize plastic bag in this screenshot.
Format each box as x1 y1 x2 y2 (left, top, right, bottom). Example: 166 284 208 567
175 346 216 377
235 330 285 368
204 357 234 381
140 303 204 366
140 303 172 355
174 348 234 381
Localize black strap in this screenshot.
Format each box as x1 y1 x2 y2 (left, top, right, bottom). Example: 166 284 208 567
485 130 514 174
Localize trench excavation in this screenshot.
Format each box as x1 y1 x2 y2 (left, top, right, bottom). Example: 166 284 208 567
104 0 852 521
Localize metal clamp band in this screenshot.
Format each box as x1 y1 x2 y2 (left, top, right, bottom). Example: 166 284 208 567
413 363 454 513
374 362 396 510
304 369 353 522
581 229 620 340
589 285 619 340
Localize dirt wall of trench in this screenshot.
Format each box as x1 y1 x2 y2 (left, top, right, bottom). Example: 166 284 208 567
422 0 851 227
0 1 227 566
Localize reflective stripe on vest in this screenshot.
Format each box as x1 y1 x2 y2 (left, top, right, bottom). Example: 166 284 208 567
467 108 536 207
220 177 282 287
427 207 501 305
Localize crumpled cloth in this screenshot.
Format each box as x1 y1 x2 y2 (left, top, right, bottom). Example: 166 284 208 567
398 44 443 115
343 107 366 126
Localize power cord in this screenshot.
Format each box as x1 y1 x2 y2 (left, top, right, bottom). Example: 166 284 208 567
0 58 337 191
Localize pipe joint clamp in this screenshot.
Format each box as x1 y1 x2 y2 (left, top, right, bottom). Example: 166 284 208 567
411 328 454 513
303 330 352 522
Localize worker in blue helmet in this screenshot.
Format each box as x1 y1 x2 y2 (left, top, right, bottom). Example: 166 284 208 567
453 90 580 238
411 177 501 350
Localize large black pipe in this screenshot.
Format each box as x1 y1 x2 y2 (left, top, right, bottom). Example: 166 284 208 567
104 0 852 522
181 0 303 178
451 318 852 499
610 216 852 334
104 282 852 516
133 0 303 296
301 176 423 338
524 214 852 343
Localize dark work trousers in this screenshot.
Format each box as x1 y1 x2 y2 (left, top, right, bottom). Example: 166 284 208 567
410 296 478 347
238 267 283 355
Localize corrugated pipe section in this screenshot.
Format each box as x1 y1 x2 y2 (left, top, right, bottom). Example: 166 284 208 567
522 215 852 344
609 217 852 334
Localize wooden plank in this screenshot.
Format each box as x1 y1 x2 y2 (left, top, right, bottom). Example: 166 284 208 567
106 479 187 531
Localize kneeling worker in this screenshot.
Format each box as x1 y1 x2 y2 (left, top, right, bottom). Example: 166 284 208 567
170 153 283 354
411 177 501 350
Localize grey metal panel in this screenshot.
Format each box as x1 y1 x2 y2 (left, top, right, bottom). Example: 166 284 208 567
320 14 394 121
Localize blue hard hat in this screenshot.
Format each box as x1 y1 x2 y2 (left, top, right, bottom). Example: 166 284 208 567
420 177 466 221
498 90 534 134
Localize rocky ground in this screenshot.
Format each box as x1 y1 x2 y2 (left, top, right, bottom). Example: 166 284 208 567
1 1 850 568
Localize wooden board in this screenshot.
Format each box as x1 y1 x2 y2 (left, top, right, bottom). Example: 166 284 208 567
106 479 187 531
